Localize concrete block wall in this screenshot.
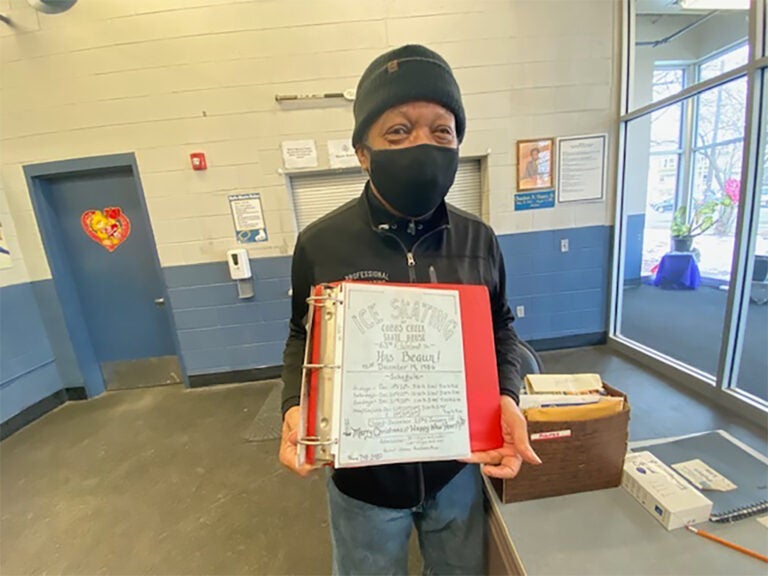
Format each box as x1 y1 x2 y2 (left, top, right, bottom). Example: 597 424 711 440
0 0 621 421
163 257 290 375
0 183 64 422
501 225 611 341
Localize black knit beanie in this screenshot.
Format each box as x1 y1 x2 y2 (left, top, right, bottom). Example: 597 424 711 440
352 44 466 148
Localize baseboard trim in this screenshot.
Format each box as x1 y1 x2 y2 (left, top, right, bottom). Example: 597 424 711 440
0 387 87 441
188 365 283 388
527 332 607 352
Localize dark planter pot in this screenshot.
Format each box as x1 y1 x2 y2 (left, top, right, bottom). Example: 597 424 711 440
672 236 693 252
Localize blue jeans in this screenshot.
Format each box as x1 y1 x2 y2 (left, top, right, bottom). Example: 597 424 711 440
327 464 486 576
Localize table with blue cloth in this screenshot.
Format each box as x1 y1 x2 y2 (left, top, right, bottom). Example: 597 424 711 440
653 251 701 290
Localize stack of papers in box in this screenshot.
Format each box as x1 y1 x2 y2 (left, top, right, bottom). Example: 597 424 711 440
519 394 601 409
525 373 603 395
622 451 713 530
521 374 623 422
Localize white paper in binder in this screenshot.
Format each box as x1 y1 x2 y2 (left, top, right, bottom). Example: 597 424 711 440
297 282 472 469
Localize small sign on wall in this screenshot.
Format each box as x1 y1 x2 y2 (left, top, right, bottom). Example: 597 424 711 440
229 193 268 243
0 219 11 269
281 140 318 169
327 139 359 169
515 190 556 211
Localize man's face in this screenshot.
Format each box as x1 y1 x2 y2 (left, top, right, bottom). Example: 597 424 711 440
355 101 457 172
531 149 539 161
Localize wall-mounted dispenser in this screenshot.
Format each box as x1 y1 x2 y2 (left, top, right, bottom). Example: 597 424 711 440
226 248 254 299
227 248 251 279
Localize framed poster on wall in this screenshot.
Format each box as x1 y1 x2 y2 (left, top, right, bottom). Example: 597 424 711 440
517 138 554 191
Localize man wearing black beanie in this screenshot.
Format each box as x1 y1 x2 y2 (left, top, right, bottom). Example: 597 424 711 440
279 44 540 575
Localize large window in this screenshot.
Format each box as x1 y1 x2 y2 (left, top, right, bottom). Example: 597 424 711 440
690 73 746 279
699 43 749 82
643 69 685 276
617 1 766 413
621 80 743 378
642 48 748 279
631 5 748 110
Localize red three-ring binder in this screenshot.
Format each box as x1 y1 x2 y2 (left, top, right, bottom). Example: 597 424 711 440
300 282 504 467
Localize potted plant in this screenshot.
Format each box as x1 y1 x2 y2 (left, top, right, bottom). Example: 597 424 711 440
670 195 733 252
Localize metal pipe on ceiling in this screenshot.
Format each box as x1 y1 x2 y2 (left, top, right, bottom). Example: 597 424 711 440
636 11 718 47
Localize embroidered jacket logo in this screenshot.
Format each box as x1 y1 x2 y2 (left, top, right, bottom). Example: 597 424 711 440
344 270 390 282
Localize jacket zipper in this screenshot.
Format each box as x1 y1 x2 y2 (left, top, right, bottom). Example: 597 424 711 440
373 222 447 505
376 224 447 506
377 225 448 284
406 252 416 282
408 229 444 505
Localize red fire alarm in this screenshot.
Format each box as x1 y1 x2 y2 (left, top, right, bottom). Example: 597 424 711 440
190 152 207 171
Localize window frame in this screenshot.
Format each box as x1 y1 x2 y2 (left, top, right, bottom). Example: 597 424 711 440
611 0 768 426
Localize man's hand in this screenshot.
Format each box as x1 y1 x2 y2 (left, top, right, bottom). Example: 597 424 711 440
463 395 542 479
279 406 315 477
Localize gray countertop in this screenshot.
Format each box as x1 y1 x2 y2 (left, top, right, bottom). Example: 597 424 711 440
486 481 768 575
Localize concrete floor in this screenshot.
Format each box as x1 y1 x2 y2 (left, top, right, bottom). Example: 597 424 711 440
0 381 331 575
1 346 766 575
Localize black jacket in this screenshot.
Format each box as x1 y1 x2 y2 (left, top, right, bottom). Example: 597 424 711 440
281 185 522 509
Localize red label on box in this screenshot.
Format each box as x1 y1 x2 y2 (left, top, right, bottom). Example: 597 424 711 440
531 429 572 441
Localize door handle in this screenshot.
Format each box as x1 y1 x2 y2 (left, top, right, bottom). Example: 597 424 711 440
154 297 165 306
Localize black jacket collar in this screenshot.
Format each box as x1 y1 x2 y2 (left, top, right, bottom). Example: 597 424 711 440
359 181 450 234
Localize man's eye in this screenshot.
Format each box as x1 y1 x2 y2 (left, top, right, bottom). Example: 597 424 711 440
386 126 409 136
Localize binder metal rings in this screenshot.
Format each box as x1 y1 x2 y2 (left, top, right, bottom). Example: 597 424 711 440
306 295 343 304
306 283 343 307
297 436 338 447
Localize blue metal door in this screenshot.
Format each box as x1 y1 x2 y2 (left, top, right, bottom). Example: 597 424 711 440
42 167 180 390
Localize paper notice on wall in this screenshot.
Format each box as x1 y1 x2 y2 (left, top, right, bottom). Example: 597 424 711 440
327 139 359 169
0 219 12 269
281 140 318 169
672 459 738 492
557 134 607 203
229 193 268 243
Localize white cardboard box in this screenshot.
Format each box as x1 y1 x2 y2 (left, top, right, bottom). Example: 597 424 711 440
622 451 713 530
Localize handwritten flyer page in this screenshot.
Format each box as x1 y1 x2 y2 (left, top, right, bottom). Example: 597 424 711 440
336 283 470 467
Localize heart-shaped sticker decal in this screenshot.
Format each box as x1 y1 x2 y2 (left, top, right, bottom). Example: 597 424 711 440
81 207 131 252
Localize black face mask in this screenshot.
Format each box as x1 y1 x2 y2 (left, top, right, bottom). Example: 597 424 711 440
367 144 459 219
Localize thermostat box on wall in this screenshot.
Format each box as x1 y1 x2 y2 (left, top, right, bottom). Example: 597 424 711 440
622 451 713 530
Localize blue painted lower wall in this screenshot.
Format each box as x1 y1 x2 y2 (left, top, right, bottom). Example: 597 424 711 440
164 225 612 375
498 225 611 342
0 225 614 425
163 256 292 375
0 282 64 422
